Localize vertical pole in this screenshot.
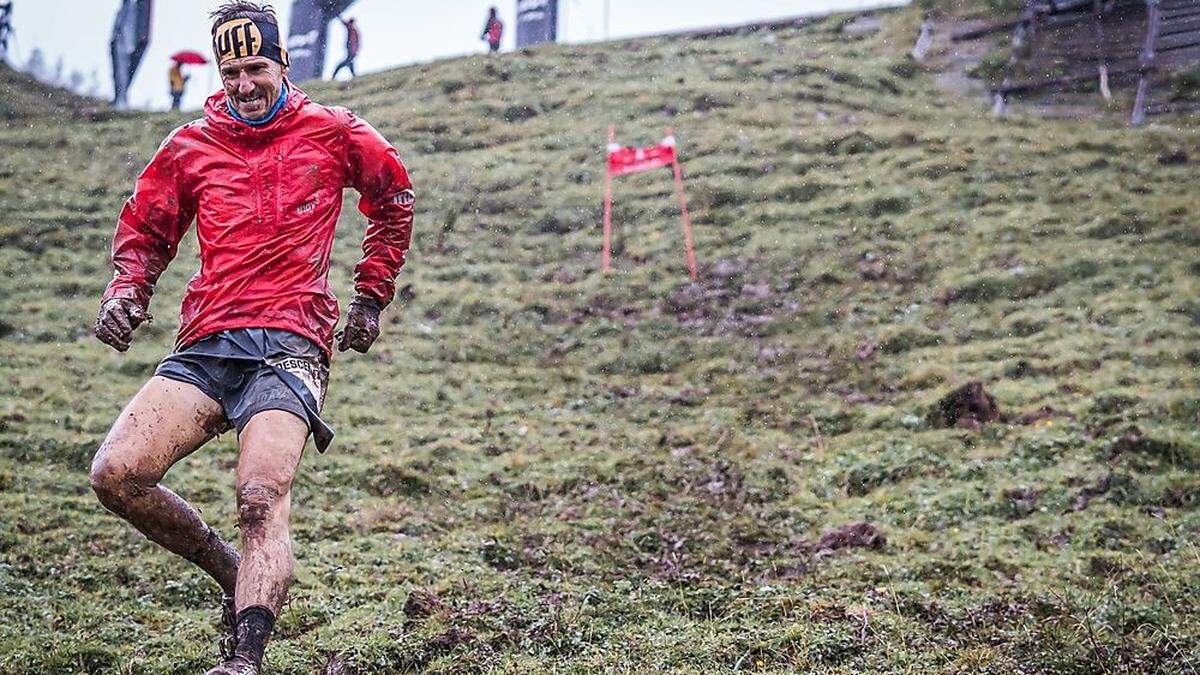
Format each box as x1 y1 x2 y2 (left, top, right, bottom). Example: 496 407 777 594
602 170 613 274
1131 0 1162 126
1131 79 1151 126
671 156 698 282
1093 0 1112 101
602 125 615 274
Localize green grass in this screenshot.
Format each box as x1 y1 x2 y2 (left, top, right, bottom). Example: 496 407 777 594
1 5 1199 673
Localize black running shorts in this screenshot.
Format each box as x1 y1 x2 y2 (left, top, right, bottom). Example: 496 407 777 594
155 328 335 452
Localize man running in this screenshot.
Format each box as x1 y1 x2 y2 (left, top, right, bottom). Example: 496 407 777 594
88 3 414 673
331 16 359 79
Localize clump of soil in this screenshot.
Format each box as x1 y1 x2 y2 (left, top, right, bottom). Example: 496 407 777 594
1002 486 1040 518
815 521 886 553
1067 473 1114 513
431 627 476 648
928 381 1000 429
404 588 447 620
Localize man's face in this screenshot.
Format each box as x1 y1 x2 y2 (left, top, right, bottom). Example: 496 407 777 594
219 55 285 120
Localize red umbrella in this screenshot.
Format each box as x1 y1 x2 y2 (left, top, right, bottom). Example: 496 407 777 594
171 50 208 65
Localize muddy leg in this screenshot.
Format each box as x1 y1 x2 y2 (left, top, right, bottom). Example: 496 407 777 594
90 376 240 594
233 410 308 614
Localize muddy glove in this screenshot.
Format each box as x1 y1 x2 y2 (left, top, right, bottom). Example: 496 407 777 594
94 298 150 352
336 296 382 353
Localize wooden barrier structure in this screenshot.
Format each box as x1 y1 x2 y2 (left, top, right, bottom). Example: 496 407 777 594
1131 0 1165 124
954 0 1200 123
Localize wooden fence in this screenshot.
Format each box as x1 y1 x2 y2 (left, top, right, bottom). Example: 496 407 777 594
953 0 1200 124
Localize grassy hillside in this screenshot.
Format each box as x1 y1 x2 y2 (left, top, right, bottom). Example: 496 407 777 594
0 64 120 121
1 6 1199 673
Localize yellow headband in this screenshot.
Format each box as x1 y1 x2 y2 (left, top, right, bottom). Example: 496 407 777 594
213 18 289 67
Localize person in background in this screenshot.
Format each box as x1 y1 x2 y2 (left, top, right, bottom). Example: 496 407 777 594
168 61 189 111
481 6 503 53
331 15 359 79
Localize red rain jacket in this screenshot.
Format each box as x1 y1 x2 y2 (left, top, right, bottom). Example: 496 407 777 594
342 19 360 56
101 83 414 357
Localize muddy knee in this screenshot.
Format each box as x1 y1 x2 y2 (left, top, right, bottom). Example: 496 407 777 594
237 481 286 532
89 449 155 513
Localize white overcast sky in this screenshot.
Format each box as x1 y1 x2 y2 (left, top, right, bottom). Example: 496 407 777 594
3 0 902 111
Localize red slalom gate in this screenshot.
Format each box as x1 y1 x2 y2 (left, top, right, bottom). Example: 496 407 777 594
602 125 699 281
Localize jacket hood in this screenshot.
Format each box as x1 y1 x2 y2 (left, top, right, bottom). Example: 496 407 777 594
203 80 309 137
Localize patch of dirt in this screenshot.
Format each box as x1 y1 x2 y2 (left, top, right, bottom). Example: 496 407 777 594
1013 405 1074 425
666 387 711 407
541 266 579 284
639 531 694 582
813 521 887 554
404 588 447 621
561 257 802 336
1067 472 1114 513
659 258 801 337
927 597 1043 636
929 381 1000 429
1157 147 1189 165
697 460 745 503
855 252 921 287
431 626 477 649
855 342 878 361
1002 486 1040 518
566 293 643 325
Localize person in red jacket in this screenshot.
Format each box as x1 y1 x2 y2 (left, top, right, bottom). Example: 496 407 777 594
331 15 359 79
481 6 503 53
87 3 413 674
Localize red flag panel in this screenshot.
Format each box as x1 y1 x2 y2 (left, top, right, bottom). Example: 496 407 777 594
607 137 677 177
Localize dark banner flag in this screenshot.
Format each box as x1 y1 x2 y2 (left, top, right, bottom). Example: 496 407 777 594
515 0 557 47
110 0 153 107
287 0 357 82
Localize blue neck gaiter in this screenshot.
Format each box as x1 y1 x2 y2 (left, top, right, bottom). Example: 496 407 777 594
228 82 288 127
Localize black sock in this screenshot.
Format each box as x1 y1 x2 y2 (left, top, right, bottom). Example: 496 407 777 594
233 605 275 667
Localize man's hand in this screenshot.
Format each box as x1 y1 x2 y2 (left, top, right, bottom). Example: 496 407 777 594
336 296 382 353
94 298 150 352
